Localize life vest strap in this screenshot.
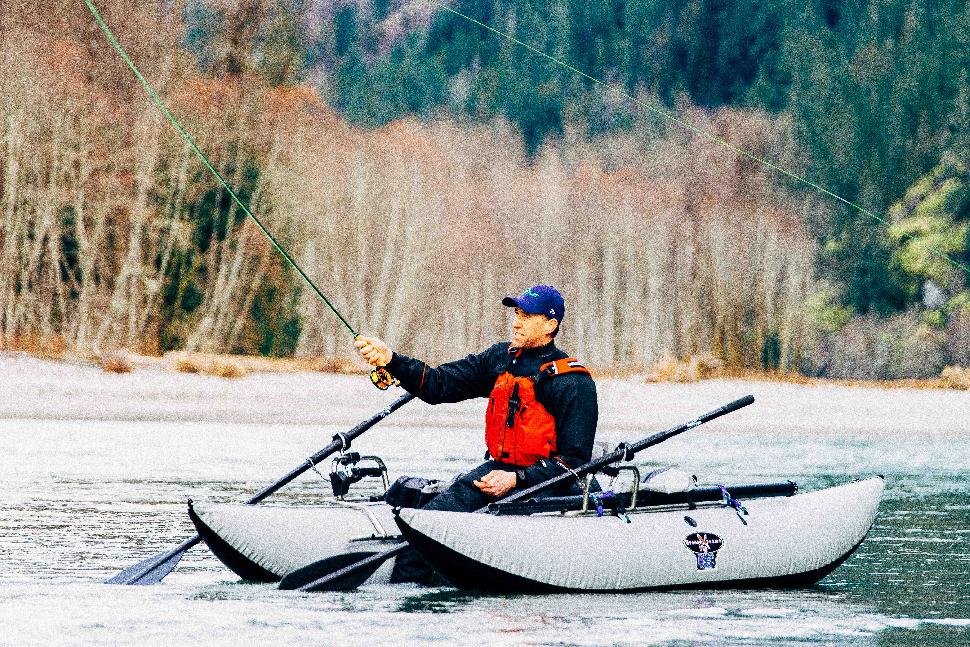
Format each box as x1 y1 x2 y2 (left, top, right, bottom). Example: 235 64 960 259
538 357 590 378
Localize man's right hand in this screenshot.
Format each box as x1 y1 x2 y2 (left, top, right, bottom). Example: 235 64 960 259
354 336 392 367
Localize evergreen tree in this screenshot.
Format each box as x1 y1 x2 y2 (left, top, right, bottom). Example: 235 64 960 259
180 0 970 318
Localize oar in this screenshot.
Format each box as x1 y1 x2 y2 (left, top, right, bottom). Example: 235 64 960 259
280 394 754 592
106 393 415 585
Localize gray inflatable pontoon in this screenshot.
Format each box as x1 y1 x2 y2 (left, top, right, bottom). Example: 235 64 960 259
396 477 884 592
189 499 401 583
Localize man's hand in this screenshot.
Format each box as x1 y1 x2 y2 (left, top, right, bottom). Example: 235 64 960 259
354 336 392 367
473 470 517 497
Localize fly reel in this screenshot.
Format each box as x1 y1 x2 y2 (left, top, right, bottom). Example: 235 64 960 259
370 366 398 390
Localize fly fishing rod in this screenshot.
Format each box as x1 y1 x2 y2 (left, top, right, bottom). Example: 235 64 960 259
84 0 396 390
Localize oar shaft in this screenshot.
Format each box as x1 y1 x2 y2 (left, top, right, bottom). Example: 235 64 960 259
295 394 754 592
139 535 202 573
245 393 415 503
107 393 415 584
500 394 755 506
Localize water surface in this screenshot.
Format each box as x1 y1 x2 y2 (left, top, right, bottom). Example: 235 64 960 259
1 397 968 646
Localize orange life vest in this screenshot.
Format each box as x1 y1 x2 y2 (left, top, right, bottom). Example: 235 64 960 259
484 355 590 467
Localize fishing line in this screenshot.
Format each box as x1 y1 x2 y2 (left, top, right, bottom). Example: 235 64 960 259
84 1 398 389
433 2 970 277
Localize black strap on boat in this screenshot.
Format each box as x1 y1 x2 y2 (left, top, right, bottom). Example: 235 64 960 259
616 442 635 462
615 505 631 524
589 490 613 516
588 490 632 523
488 481 796 515
685 488 697 510
333 431 351 452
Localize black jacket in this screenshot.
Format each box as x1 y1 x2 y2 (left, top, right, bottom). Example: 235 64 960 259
386 341 598 488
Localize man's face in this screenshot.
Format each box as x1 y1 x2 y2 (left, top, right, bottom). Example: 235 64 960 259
511 307 558 348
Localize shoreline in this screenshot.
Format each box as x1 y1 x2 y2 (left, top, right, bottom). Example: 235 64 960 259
3 351 966 438
9 347 967 391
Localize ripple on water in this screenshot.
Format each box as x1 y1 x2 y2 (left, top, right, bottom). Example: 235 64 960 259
1 418 968 646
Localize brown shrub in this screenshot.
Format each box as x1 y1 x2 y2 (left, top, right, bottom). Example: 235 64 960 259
801 311 946 380
99 351 133 374
0 335 67 359
168 352 247 378
941 365 970 390
171 353 201 374
646 354 724 383
233 356 367 374
208 358 247 379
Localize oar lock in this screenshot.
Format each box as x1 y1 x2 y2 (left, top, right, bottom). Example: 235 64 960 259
581 464 641 519
329 452 390 498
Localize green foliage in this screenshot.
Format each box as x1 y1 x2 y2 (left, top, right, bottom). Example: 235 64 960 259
760 332 782 370
888 153 970 295
244 277 302 356
821 221 909 315
804 284 856 335
182 1 224 72
947 291 970 316
801 309 947 379
58 206 81 296
158 247 203 352
158 160 299 354
334 5 358 57
169 0 970 359
260 1 310 86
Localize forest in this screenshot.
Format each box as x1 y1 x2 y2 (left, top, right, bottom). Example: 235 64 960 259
0 0 967 378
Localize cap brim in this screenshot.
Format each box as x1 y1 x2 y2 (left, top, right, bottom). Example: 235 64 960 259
503 296 548 316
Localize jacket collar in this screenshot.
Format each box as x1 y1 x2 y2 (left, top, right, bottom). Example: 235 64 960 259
509 341 557 358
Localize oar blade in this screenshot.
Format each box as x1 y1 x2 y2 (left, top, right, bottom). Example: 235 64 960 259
105 548 186 585
279 552 381 591
103 395 415 585
105 535 200 585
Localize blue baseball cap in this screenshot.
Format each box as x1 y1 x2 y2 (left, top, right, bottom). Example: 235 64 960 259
502 285 565 322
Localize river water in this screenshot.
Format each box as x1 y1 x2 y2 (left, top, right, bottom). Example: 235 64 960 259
1 378 968 646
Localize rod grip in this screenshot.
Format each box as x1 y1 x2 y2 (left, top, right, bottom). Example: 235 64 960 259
702 394 754 423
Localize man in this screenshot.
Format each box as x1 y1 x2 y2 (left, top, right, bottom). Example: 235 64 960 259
354 284 598 509
356 284 597 584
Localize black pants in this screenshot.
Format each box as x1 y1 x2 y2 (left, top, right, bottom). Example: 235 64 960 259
389 460 591 584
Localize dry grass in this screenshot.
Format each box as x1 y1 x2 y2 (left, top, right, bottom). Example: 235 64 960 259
163 352 367 378
720 369 946 391
168 352 249 378
645 355 725 383
98 351 133 374
0 335 67 359
227 355 365 375
941 365 970 390
6 342 965 391
635 355 966 391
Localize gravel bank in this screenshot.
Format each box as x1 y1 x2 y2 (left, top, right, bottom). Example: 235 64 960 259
2 351 965 438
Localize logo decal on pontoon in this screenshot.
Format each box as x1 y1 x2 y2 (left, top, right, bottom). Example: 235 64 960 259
684 532 723 570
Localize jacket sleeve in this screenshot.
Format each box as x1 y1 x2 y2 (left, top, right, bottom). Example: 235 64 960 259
384 343 505 405
520 372 598 488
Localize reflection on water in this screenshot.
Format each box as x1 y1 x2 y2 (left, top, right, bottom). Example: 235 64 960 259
0 417 968 646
